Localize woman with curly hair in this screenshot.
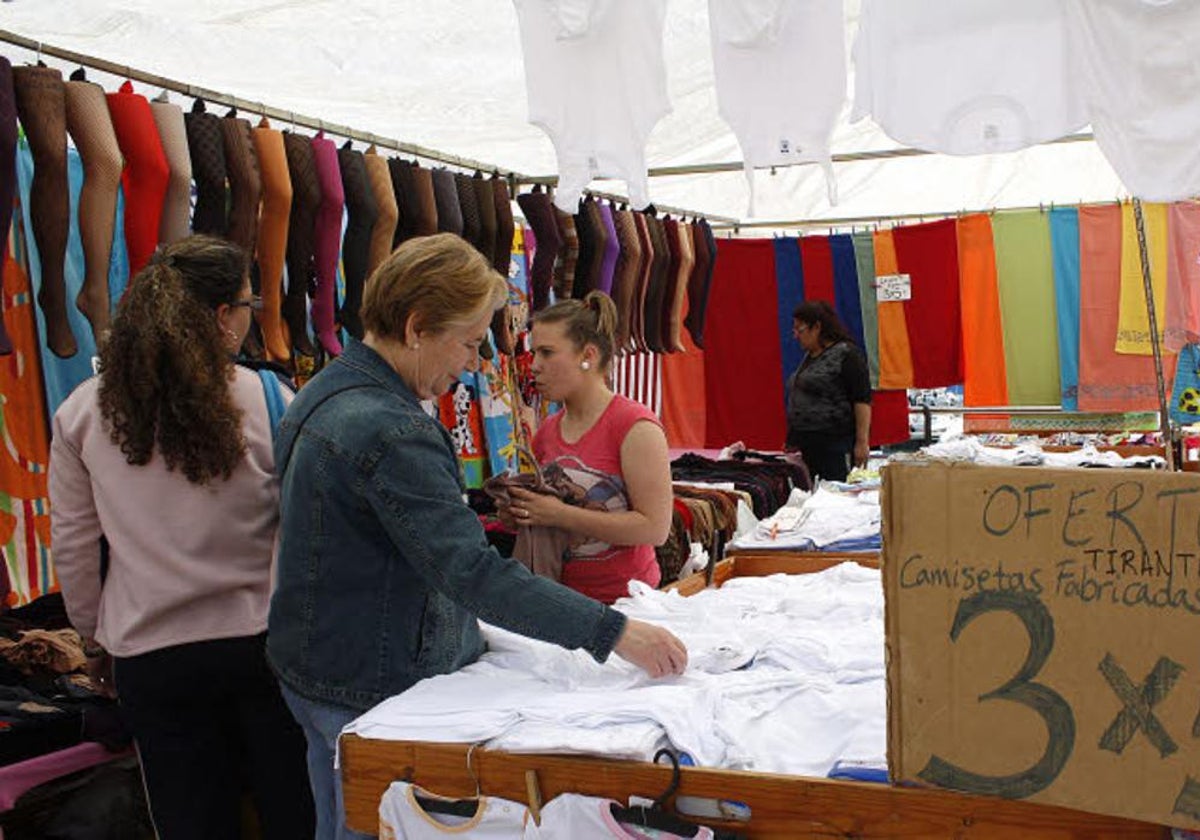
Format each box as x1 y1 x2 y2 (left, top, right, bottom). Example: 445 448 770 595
48 235 314 839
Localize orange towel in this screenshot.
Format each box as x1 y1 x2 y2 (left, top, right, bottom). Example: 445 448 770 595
874 229 914 390
956 214 1008 408
661 328 707 448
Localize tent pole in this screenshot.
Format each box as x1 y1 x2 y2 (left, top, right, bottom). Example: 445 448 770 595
1132 198 1175 470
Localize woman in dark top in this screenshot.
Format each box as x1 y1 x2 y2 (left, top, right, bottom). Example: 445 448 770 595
785 300 872 482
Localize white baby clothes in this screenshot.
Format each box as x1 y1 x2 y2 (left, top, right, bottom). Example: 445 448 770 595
513 0 670 212
529 793 715 839
1064 0 1200 201
380 782 531 838
709 0 845 214
852 0 1086 155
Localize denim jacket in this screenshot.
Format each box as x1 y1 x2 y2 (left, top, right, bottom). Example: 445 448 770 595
266 340 626 712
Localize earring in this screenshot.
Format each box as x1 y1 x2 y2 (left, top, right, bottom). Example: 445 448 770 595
413 343 420 350
226 329 237 339
581 361 591 371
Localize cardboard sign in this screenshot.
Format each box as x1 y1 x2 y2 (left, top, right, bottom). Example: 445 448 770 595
884 461 1200 829
876 273 911 302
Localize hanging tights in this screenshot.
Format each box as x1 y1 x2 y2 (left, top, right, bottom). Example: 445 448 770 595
185 100 227 237
363 146 398 276
0 57 17 354
410 164 438 237
310 132 344 356
611 208 642 354
642 211 670 354
432 168 463 236
516 188 560 312
631 211 654 353
336 142 378 341
220 110 261 260
13 64 75 358
106 80 169 279
150 97 192 245
389 158 417 247
64 72 120 346
282 131 319 357
470 174 512 354
252 118 292 362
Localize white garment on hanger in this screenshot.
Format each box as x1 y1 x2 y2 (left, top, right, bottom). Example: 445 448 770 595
852 0 1086 155
1064 0 1200 201
513 0 670 212
380 782 531 838
529 793 715 839
709 0 845 215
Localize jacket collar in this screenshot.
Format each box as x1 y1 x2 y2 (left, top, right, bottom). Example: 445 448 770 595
336 338 421 407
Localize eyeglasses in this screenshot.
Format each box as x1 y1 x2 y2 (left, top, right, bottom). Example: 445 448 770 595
793 323 812 335
229 295 264 312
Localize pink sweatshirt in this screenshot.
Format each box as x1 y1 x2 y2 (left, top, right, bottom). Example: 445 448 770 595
48 367 289 658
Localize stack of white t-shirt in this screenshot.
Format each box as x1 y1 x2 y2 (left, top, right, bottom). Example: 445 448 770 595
346 563 886 778
730 485 881 551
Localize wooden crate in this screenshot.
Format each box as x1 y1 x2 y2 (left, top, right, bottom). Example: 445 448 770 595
340 551 1169 838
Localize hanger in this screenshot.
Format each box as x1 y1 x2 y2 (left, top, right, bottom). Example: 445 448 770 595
402 743 484 819
609 749 701 838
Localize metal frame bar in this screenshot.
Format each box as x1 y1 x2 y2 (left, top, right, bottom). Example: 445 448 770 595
0 29 731 222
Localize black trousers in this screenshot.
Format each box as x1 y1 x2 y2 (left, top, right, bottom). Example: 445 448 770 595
791 431 852 483
113 633 315 840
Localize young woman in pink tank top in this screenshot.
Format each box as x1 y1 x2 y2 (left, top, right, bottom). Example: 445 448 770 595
506 291 673 604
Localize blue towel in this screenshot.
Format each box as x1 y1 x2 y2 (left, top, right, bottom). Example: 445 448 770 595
831 234 865 350
773 237 805 402
1050 207 1081 410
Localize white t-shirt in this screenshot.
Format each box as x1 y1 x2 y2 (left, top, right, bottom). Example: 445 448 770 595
709 0 845 213
380 782 531 838
1064 0 1200 201
852 0 1086 154
513 0 670 212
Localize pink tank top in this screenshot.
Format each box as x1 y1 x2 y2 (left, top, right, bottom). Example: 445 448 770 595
533 395 663 604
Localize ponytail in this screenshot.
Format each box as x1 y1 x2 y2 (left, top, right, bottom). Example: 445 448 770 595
534 290 619 368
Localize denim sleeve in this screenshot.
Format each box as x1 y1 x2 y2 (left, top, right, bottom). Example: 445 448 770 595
363 421 626 662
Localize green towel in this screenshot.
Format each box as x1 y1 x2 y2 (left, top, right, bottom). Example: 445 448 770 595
993 211 1061 405
852 232 880 389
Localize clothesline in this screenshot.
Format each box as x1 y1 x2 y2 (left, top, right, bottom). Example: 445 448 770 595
0 29 735 225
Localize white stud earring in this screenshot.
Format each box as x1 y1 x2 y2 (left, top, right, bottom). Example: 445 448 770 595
412 343 420 350
581 361 591 371
226 329 237 339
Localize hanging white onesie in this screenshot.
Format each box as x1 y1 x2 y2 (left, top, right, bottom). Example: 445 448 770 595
1064 0 1200 201
529 793 715 839
852 0 1086 155
513 0 670 213
379 781 531 838
709 0 845 215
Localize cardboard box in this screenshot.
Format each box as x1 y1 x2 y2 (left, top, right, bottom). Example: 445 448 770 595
884 460 1200 829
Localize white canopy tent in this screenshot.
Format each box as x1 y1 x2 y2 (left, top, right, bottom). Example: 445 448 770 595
0 0 1130 226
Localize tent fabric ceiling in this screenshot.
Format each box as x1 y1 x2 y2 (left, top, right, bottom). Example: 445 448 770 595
1 0 1128 224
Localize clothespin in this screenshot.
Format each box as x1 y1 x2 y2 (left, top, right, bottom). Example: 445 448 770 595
525 770 543 826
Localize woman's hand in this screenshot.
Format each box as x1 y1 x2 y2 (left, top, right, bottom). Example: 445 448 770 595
85 651 117 699
507 486 570 529
613 619 689 678
853 439 870 469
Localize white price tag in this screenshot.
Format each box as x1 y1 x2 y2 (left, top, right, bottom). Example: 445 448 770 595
876 273 911 302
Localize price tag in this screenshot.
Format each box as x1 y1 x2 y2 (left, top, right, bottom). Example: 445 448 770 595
876 273 911 302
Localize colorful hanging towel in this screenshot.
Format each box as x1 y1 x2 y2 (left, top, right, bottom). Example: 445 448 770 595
893 218 962 388
773 237 804 401
830 234 864 350
956 214 1008 409
798 235 835 303
439 373 487 489
1164 202 1200 352
851 232 880 388
992 210 1061 405
1116 201 1169 355
870 389 910 447
1049 207 1081 409
661 319 706 449
477 355 521 478
1077 205 1170 411
873 229 914 390
2 227 56 606
703 239 786 449
1169 344 1200 427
